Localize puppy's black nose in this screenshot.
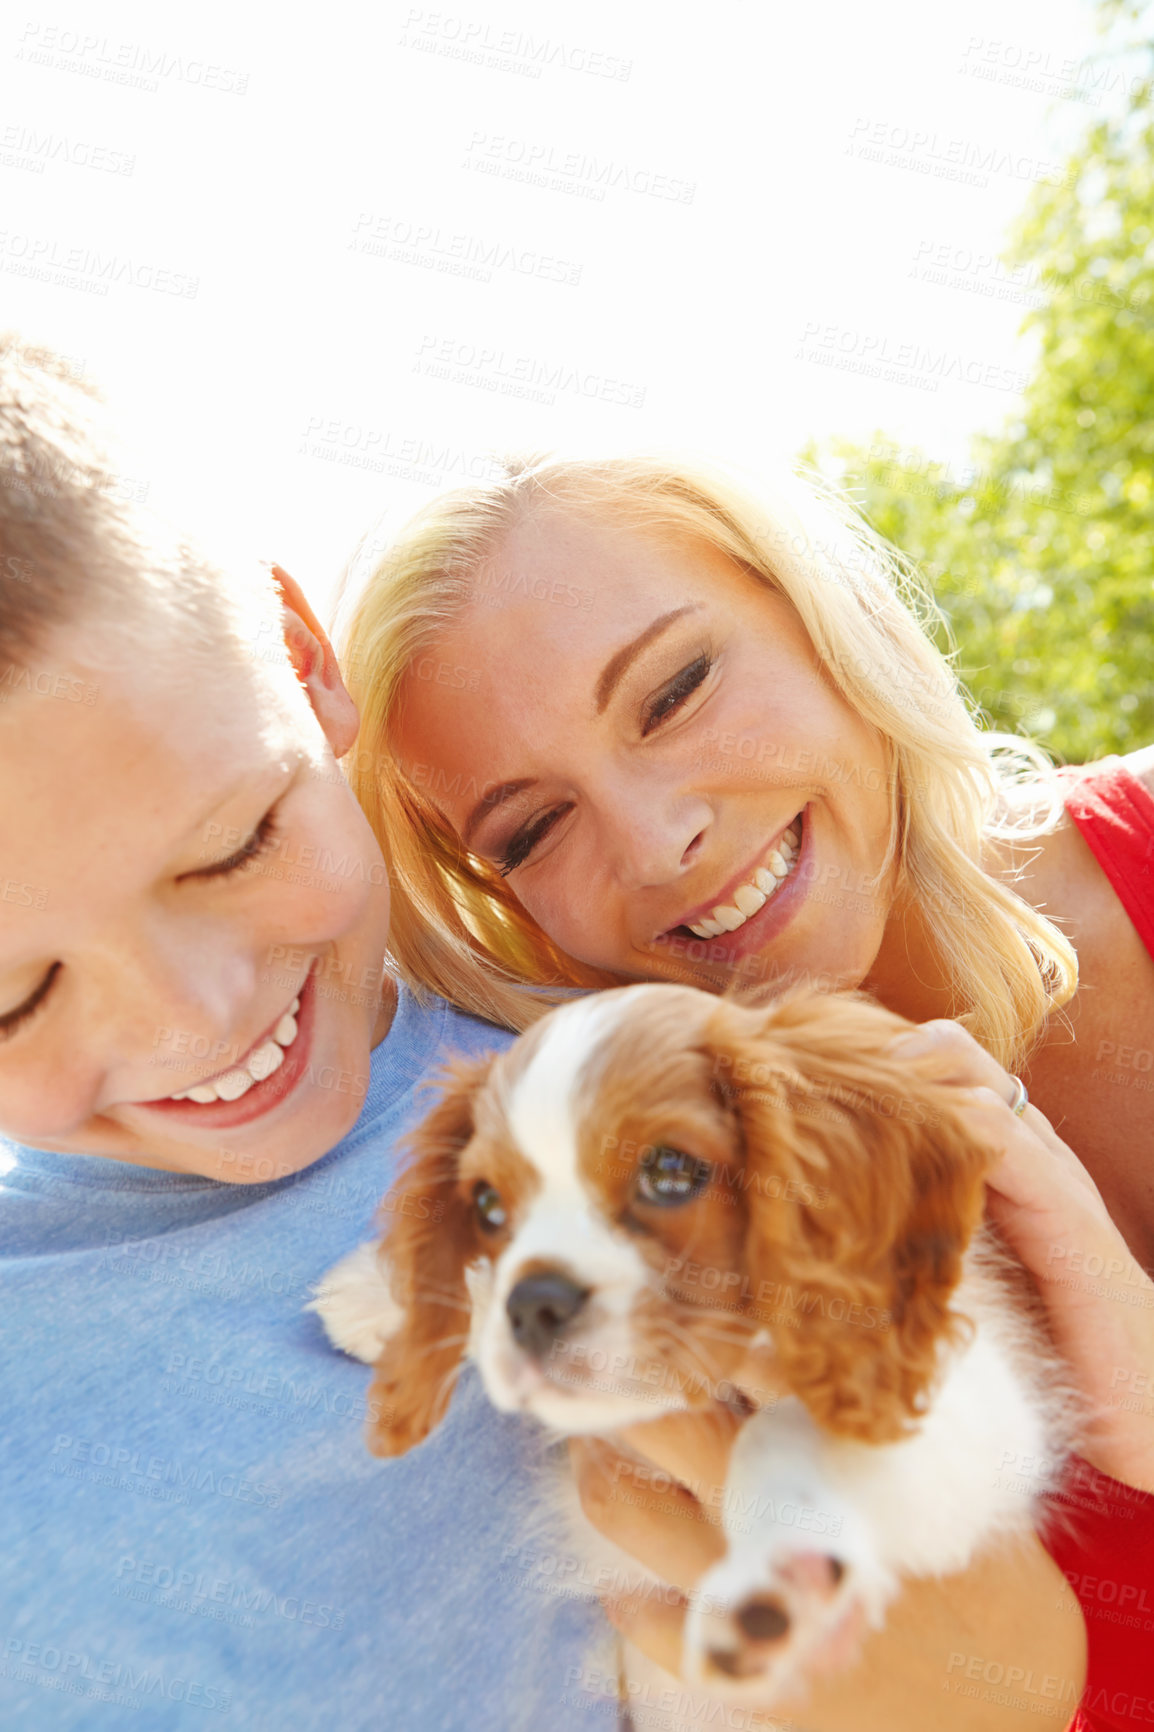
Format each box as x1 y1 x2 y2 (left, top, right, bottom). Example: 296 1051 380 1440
506 1272 589 1358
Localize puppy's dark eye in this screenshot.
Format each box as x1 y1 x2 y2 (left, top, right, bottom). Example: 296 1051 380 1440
635 1146 712 1207
473 1181 507 1233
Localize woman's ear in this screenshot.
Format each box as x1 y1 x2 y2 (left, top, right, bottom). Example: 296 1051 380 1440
267 563 360 760
705 994 994 1444
366 1051 497 1457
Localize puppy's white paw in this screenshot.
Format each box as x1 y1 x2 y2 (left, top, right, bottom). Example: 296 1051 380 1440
685 1540 892 1704
307 1241 401 1363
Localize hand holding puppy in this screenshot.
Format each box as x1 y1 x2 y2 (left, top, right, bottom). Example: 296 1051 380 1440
889 1018 1154 1494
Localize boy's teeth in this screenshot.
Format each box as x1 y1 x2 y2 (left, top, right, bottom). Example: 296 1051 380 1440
247 1040 286 1082
215 1068 258 1102
167 994 302 1103
686 821 802 940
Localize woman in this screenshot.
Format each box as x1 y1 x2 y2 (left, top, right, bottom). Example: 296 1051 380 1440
339 453 1154 1727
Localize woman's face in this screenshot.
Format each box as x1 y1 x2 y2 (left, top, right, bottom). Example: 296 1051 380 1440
0 595 391 1182
394 506 899 1001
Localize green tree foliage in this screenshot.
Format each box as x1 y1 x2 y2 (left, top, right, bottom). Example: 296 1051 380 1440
813 14 1154 762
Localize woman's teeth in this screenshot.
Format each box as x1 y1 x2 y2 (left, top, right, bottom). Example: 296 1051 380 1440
687 826 800 940
168 1000 300 1104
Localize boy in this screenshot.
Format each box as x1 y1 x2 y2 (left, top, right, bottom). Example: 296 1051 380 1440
0 338 604 1730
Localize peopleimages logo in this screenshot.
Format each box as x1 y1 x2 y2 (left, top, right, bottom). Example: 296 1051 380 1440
845 118 1073 190
2 1637 230 1712
462 132 695 204
397 11 632 82
0 124 135 175
114 1554 346 1630
16 23 249 95
793 321 1028 395
412 334 646 408
0 663 98 704
349 211 583 286
0 230 198 298
50 1433 285 1509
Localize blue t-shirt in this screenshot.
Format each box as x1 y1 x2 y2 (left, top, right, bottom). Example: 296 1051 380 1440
0 983 615 1730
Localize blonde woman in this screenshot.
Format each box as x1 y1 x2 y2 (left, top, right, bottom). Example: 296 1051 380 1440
339 455 1154 1730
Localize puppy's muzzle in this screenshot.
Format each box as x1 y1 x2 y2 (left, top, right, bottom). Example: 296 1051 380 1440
506 1271 590 1359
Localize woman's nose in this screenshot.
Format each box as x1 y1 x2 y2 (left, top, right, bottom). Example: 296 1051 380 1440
680 827 707 868
610 794 712 890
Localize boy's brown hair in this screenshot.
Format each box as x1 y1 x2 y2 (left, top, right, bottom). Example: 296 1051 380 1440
0 332 280 680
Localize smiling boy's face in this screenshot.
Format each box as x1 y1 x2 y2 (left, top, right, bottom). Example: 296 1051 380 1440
0 590 393 1182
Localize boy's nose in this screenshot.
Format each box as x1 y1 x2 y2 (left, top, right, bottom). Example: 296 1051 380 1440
98 929 262 1082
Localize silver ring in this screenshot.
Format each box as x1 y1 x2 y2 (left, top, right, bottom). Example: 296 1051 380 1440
1007 1075 1029 1117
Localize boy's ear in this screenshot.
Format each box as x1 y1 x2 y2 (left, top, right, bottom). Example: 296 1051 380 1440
267 562 359 759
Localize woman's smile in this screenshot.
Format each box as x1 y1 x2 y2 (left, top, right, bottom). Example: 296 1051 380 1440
661 812 803 942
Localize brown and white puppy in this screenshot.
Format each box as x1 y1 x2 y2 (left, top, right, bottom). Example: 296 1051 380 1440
312 984 1073 1702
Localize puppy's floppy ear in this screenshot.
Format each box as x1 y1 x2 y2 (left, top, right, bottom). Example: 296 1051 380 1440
366 1050 496 1457
705 993 994 1444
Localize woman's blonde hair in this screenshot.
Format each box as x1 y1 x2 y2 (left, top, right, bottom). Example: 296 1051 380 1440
339 453 1077 1069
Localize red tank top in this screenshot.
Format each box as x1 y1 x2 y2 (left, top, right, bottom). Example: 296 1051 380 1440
1040 759 1154 1732
1061 757 1154 959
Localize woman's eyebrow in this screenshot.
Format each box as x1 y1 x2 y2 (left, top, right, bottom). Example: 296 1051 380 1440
593 607 700 714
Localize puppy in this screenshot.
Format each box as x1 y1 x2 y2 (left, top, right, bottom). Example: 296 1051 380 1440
312 984 1074 1705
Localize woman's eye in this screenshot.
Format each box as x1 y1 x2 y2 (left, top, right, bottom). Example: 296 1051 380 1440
635 1145 712 1207
497 805 571 877
473 1181 507 1233
641 654 712 737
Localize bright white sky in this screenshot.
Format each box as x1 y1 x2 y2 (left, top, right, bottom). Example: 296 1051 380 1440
1 0 1116 619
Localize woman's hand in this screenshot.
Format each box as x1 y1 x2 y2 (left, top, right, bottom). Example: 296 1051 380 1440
890 1018 1154 1494
569 1409 1086 1730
